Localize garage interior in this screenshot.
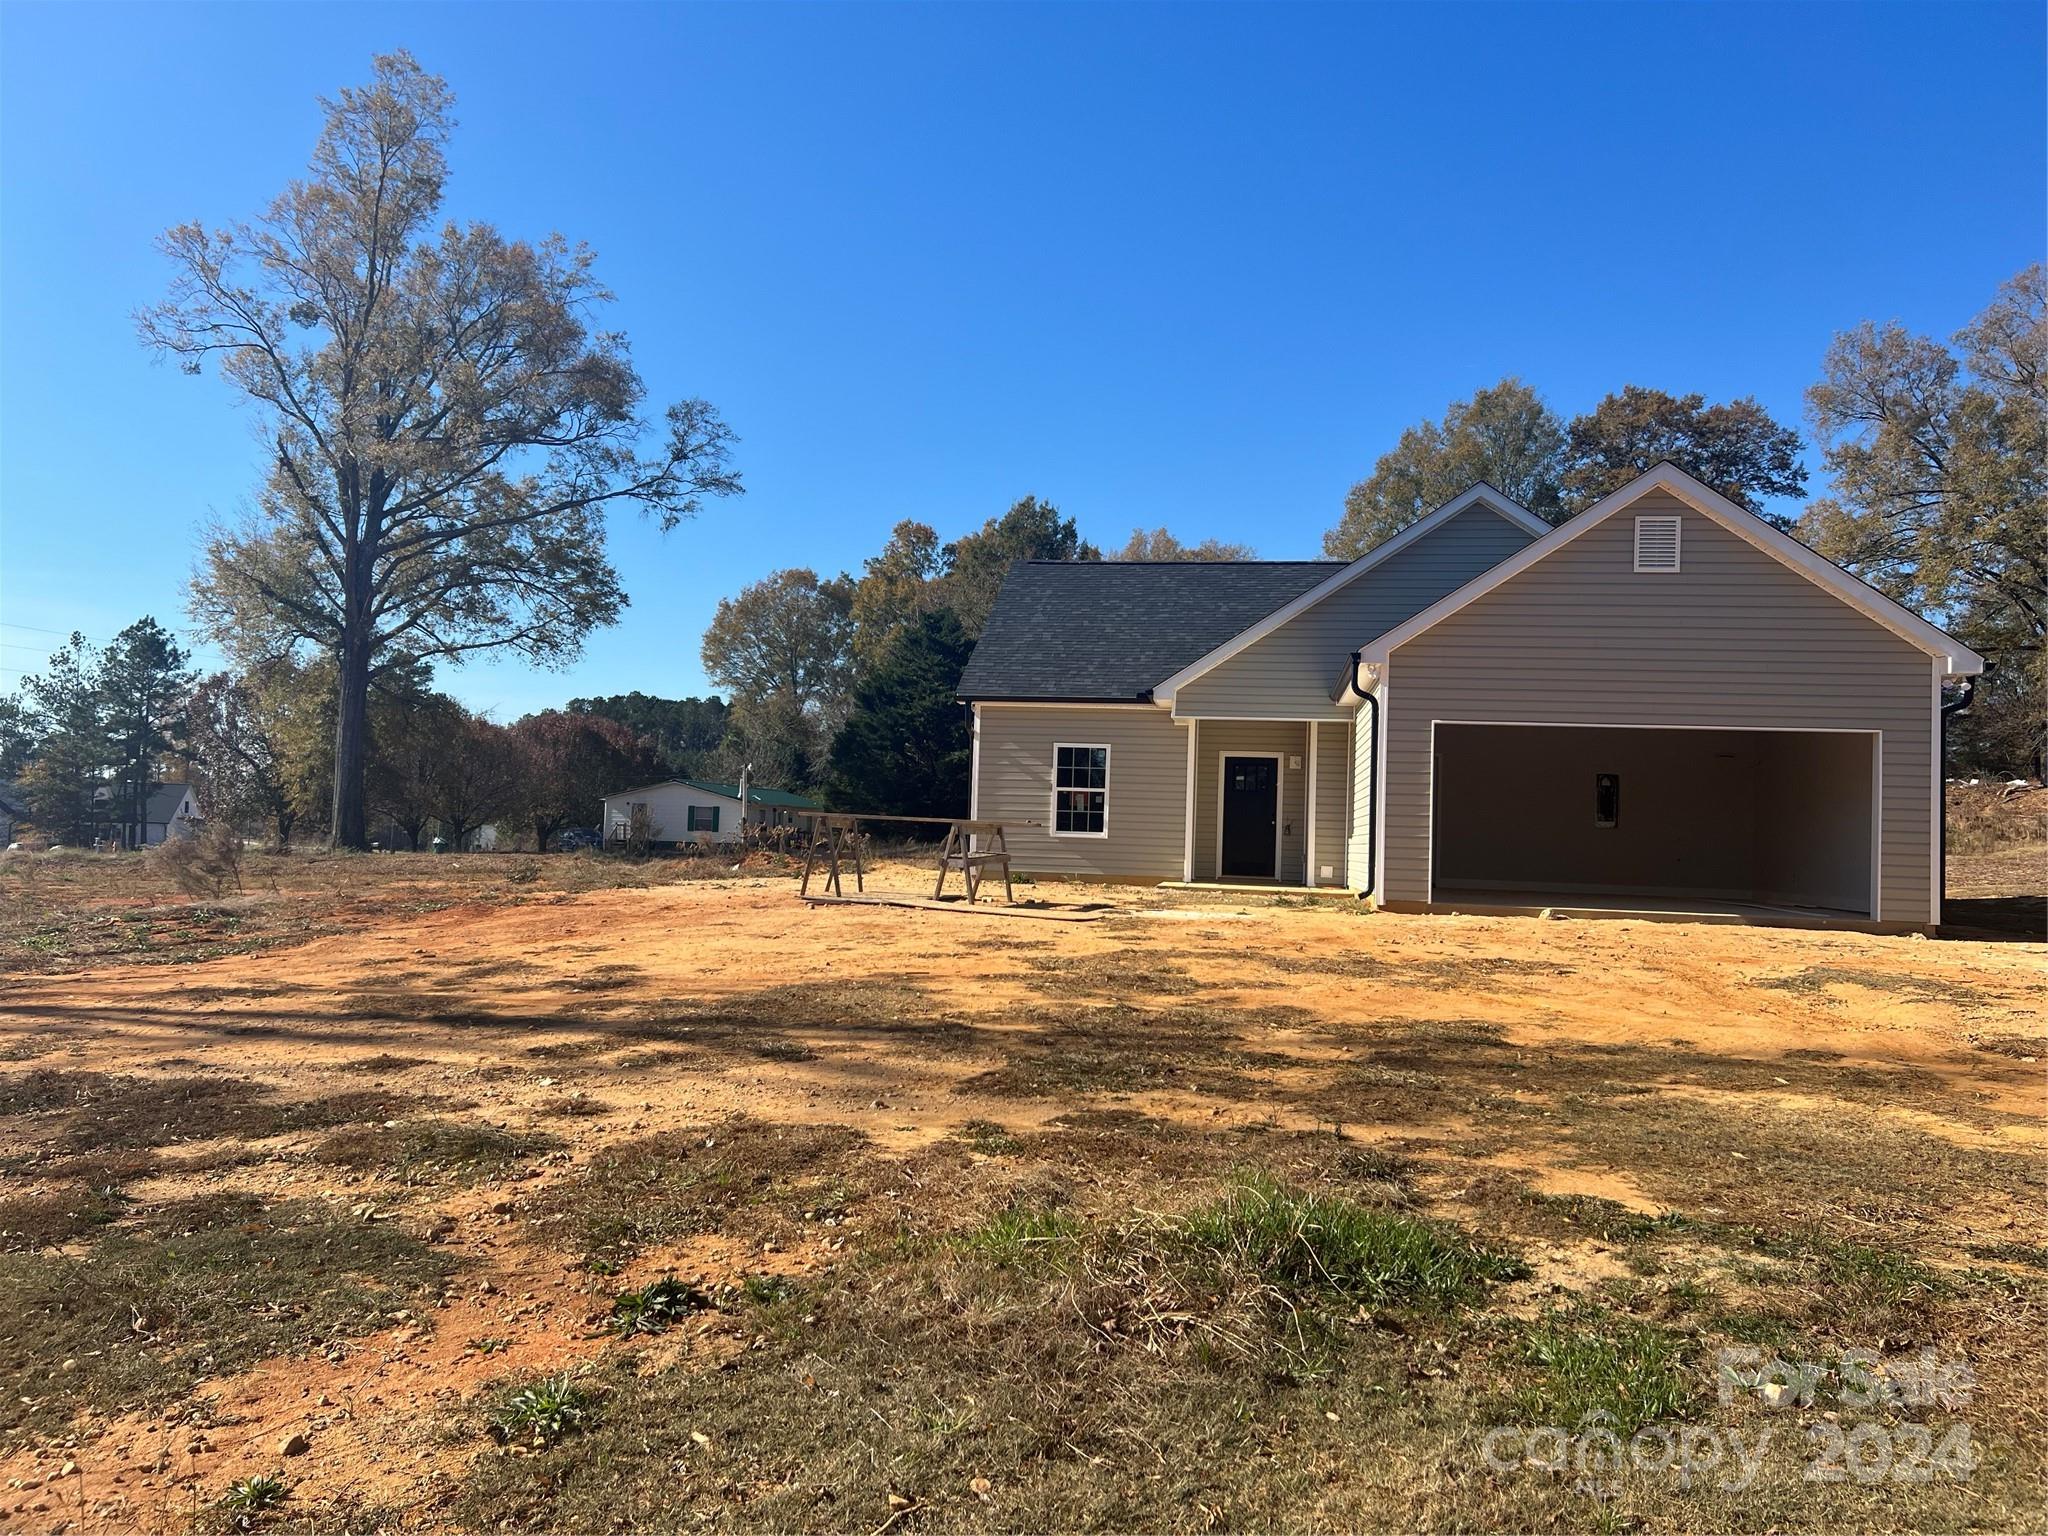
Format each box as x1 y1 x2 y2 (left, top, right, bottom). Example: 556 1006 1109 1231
1430 724 1876 919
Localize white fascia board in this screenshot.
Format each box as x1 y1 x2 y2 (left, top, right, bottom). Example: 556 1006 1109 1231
1151 484 1547 704
1357 463 1986 674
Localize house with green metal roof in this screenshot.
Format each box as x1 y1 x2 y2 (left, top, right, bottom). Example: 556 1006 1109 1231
598 776 819 848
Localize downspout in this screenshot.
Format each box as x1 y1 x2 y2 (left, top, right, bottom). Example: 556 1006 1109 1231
1937 672 1980 924
1349 649 1380 902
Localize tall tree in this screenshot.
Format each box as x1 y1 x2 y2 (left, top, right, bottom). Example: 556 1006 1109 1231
849 520 944 668
143 52 742 850
425 712 519 849
939 496 1100 638
366 687 461 850
715 693 829 795
1326 378 1565 557
0 696 37 782
1113 528 1259 561
97 618 194 849
701 568 856 720
1561 386 1807 522
507 710 651 851
186 671 299 847
824 611 974 818
567 692 728 776
1801 265 2046 773
15 635 106 845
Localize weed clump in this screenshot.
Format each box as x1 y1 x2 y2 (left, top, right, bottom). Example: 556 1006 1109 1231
490 1372 594 1448
609 1276 707 1336
1179 1172 1526 1309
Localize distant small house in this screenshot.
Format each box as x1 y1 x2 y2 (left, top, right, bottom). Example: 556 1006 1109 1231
600 778 819 848
92 782 201 846
138 783 202 845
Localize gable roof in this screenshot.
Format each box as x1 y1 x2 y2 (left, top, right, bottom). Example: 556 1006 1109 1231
1353 462 1985 676
604 777 819 809
146 782 196 822
1151 486 1549 704
956 560 1344 703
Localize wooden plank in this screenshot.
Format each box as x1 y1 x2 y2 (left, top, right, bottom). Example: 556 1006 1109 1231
799 892 1104 922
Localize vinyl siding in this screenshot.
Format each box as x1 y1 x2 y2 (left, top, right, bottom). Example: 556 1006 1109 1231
1173 504 1539 719
601 785 744 845
1309 721 1349 885
1381 490 1937 923
976 705 1187 879
1192 721 1308 882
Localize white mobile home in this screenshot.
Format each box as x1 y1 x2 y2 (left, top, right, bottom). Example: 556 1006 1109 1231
599 778 819 848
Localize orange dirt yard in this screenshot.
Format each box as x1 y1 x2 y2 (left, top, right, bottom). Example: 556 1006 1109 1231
0 849 2043 1535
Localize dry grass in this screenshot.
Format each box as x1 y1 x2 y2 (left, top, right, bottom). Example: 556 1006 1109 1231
0 847 2040 1532
0 845 806 978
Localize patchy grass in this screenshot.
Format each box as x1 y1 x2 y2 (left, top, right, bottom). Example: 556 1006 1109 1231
523 1119 865 1265
0 846 794 977
1750 965 1993 1008
309 1118 564 1184
0 1196 457 1434
0 1068 441 1153
0 1183 125 1250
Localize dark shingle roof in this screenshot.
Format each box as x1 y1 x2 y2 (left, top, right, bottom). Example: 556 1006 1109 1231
957 560 1344 702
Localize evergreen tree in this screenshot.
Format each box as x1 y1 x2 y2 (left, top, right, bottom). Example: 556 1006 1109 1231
823 611 974 817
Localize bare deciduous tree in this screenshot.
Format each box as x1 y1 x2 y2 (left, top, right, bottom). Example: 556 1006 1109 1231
142 52 742 848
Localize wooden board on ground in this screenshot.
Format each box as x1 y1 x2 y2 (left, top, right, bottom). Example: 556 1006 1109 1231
799 891 1105 922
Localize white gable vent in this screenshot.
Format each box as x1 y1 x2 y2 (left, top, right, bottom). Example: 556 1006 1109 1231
1633 515 1682 573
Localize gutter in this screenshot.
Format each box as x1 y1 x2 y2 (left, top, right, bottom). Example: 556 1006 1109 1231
1348 649 1380 902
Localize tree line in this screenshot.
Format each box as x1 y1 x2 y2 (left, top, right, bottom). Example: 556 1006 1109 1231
0 637 698 852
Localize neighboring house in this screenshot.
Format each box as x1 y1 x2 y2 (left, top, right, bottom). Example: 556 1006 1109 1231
0 782 28 845
959 463 1983 930
87 781 203 846
599 778 820 848
138 782 202 844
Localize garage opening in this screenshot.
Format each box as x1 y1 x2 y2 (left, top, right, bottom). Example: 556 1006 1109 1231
1430 724 1876 919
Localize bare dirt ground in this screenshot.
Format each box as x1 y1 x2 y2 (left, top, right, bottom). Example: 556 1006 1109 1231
0 833 2042 1535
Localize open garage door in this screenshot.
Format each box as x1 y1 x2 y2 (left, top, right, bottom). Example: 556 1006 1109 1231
1430 724 1877 920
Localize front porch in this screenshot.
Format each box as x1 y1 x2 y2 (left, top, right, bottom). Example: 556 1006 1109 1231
1177 717 1352 888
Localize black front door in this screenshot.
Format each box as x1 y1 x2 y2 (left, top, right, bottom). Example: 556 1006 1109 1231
1220 756 1278 878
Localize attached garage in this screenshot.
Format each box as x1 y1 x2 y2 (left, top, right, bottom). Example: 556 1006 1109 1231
1350 465 1986 930
1430 723 1876 918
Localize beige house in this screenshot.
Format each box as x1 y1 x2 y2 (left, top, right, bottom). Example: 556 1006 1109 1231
959 464 1983 929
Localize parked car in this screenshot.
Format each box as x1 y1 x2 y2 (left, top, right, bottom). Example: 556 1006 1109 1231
555 827 602 852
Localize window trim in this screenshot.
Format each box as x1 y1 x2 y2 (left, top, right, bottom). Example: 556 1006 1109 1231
1632 514 1683 573
1049 741 1111 838
686 803 721 833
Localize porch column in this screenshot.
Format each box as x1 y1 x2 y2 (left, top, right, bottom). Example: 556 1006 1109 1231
1181 719 1196 882
1306 720 1318 888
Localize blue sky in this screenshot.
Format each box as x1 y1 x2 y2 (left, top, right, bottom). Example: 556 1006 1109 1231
1 1 2040 717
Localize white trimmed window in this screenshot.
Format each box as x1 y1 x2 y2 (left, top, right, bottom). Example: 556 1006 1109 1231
1633 515 1682 573
1052 744 1109 836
